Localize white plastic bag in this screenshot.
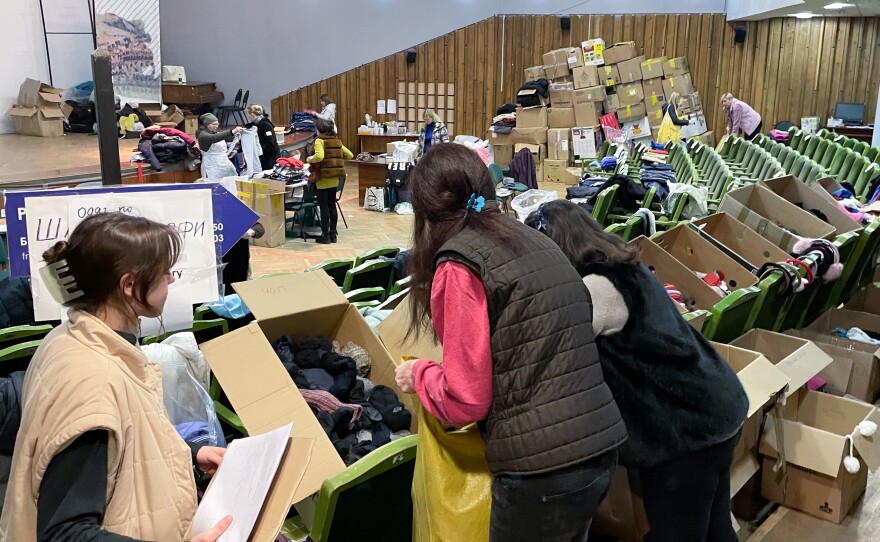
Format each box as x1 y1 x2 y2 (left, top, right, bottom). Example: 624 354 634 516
392 141 419 164
511 189 558 222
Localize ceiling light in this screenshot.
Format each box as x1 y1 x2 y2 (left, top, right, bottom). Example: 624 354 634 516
790 12 818 18
824 3 855 9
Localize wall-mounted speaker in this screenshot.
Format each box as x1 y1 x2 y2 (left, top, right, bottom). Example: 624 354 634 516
406 48 417 64
734 24 747 44
561 16 571 31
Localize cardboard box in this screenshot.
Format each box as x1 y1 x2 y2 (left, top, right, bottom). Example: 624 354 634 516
786 327 880 403
15 78 64 108
548 107 576 129
524 65 545 82
693 131 715 148
544 47 581 68
493 145 514 168
730 330 834 398
543 159 571 183
514 143 546 163
574 102 603 128
640 56 668 80
681 113 708 138
680 92 704 115
616 103 646 124
488 127 549 146
571 126 602 160
645 95 667 117
759 389 880 523
547 128 571 161
516 88 547 107
642 78 665 100
711 341 791 496
572 87 605 105
543 63 571 80
184 115 198 137
647 108 664 129
805 308 880 399
516 106 549 128
581 38 605 66
662 74 695 97
718 183 838 252
7 107 64 137
760 176 863 235
201 272 415 530
602 42 638 65
845 284 880 314
159 105 186 127
599 65 621 86
603 88 621 112
653 224 760 294
692 213 791 270
549 88 574 108
663 56 690 77
618 82 644 107
617 55 646 84
237 178 287 248
623 117 652 142
572 66 600 89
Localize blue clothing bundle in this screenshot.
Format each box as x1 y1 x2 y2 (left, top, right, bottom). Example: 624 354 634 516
175 422 214 445
290 111 316 132
639 164 675 201
600 156 618 172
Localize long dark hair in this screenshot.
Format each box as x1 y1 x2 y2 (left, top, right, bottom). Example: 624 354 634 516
525 200 639 276
407 144 515 339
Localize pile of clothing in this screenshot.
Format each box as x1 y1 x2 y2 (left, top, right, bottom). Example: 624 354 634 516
265 156 308 184
491 104 517 134
133 127 198 171
272 335 412 465
641 148 669 164
290 112 316 133
639 163 675 200
664 284 687 309
832 327 880 346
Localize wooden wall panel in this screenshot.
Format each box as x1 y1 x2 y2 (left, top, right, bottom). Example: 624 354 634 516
271 15 880 148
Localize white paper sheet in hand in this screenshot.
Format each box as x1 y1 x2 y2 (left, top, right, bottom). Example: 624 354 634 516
191 422 293 541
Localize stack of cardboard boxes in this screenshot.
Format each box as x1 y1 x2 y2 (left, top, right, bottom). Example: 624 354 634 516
6 78 66 137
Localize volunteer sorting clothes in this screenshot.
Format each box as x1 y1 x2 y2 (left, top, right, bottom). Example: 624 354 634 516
307 94 337 134
721 92 763 141
306 119 354 244
394 144 626 541
525 200 749 542
0 213 231 542
245 104 280 171
197 113 242 179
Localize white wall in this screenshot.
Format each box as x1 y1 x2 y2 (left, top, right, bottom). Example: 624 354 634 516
0 0 51 134
726 0 804 20
159 0 725 120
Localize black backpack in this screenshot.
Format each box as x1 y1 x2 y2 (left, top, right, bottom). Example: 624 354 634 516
64 100 96 133
516 79 549 108
386 162 412 189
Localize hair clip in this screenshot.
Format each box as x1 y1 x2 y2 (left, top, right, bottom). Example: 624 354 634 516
533 203 548 231
39 260 84 304
465 193 486 216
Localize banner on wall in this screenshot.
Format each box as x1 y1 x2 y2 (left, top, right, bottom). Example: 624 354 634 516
94 0 161 104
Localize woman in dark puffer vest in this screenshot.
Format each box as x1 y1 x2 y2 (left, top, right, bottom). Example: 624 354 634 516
526 200 748 542
394 144 626 541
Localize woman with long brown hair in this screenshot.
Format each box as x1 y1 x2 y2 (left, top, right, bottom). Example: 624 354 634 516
394 144 626 541
525 200 748 542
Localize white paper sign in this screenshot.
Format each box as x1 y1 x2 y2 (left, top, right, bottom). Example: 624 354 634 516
377 100 386 115
25 188 219 323
387 99 397 114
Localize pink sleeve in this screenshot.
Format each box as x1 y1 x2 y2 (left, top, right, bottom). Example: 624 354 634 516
412 261 493 427
731 103 743 133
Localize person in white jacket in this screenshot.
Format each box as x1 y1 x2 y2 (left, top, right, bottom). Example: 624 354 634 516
309 94 337 134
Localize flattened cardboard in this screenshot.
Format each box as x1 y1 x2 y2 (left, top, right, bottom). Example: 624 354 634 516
730 329 833 398
640 57 667 80
632 236 724 311
692 212 791 270
653 224 759 293
250 437 314 542
760 176 862 235
718 183 837 252
516 106 548 128
572 65 600 89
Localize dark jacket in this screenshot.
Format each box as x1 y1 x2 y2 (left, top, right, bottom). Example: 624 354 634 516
0 278 34 329
197 128 234 152
247 116 281 171
662 102 689 127
436 224 626 475
509 147 539 190
583 261 749 468
0 371 25 515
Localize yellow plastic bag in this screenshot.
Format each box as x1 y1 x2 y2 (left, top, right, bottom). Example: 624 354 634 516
656 110 682 144
412 403 492 542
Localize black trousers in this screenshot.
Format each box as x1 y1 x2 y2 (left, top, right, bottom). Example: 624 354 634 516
221 237 250 296
745 121 763 141
316 186 338 236
639 430 741 542
489 450 617 542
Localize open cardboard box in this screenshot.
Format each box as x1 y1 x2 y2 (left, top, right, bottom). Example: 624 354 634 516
632 236 726 311
760 176 862 235
200 272 414 534
845 284 880 314
759 389 880 523
718 183 837 252
785 327 880 404
691 213 791 270
653 224 759 293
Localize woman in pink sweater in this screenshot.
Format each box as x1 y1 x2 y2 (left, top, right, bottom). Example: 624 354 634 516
721 93 763 140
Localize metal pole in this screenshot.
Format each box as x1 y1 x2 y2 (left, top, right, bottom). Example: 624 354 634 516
92 48 122 185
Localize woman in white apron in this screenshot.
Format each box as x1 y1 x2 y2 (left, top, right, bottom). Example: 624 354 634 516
197 113 242 179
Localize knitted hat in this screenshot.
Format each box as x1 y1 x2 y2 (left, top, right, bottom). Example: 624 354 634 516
200 113 219 126
369 385 412 432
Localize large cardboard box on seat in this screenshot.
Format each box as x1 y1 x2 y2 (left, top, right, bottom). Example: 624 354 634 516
602 42 638 65
573 87 605 105
759 389 880 523
663 56 690 77
760 176 863 235
572 65 600 89
516 106 548 128
574 102 603 128
547 107 576 129
653 224 760 294
616 103 646 124
692 212 791 270
785 327 880 404
617 55 646 83
662 74 695 97
523 65 545 82
599 65 621 86
718 183 837 252
547 128 571 161
640 56 668 80
200 271 415 533
618 82 645 107
580 38 605 66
